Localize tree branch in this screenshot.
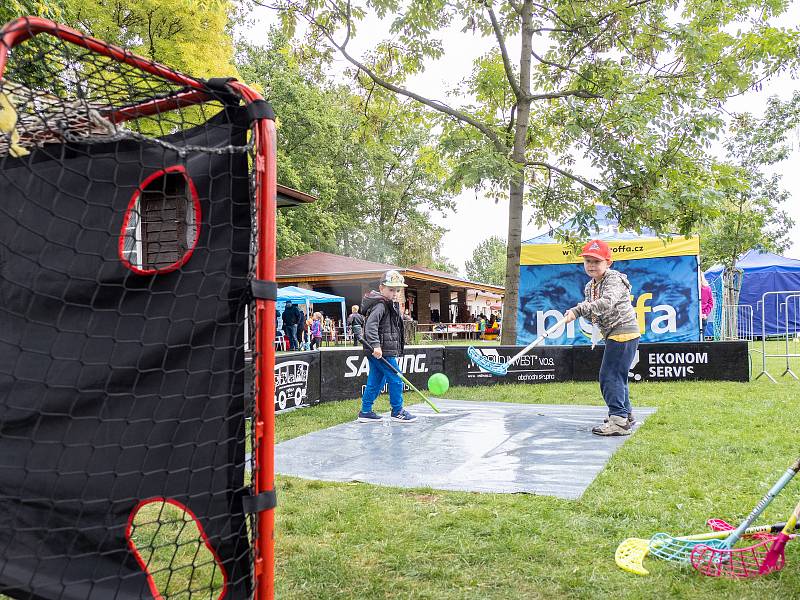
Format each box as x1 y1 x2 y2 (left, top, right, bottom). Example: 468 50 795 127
485 1 523 100
292 8 510 155
526 160 601 192
340 0 352 48
505 103 517 138
530 2 574 29
595 0 655 26
531 49 596 86
528 89 602 100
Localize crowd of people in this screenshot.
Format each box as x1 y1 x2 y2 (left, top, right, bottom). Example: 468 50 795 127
472 312 500 337
278 301 420 351
279 302 351 350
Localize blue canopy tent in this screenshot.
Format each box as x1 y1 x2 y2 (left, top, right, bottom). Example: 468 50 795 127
519 205 701 345
276 285 348 341
705 249 800 337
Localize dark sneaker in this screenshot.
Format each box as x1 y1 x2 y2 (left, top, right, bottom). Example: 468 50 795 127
604 413 635 426
592 415 632 436
358 411 383 423
391 409 418 423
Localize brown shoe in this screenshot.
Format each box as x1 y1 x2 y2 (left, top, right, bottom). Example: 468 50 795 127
593 415 632 436
604 413 635 426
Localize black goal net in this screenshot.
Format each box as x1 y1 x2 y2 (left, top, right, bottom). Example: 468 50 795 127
0 17 278 600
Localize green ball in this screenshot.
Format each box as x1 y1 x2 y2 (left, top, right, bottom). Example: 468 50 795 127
427 372 449 396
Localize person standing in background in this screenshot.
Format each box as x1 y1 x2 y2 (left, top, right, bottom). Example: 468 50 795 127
700 272 714 339
347 305 366 346
309 312 323 350
281 301 301 351
297 308 307 350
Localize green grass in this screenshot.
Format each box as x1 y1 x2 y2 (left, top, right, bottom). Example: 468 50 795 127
128 502 226 599
274 372 800 598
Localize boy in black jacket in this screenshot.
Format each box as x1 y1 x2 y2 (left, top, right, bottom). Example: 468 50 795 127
357 270 417 423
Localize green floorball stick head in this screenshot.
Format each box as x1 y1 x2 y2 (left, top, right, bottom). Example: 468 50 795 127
427 373 449 396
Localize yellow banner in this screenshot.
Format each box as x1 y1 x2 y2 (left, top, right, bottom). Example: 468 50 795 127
520 237 700 265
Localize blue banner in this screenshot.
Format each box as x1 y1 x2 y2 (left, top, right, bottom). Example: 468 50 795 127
517 256 701 345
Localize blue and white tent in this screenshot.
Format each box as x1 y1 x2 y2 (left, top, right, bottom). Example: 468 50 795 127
705 249 800 337
276 285 347 336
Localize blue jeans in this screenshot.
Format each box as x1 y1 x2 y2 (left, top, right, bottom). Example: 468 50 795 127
361 355 404 414
284 324 298 350
599 337 639 417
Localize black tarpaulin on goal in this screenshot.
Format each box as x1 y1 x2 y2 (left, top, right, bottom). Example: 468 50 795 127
0 108 252 599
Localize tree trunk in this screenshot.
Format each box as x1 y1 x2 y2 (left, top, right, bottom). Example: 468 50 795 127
501 174 524 344
500 0 533 345
722 265 743 339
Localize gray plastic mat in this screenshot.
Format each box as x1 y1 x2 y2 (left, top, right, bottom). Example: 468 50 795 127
276 400 655 499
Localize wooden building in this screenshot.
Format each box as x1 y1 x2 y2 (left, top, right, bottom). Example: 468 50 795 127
276 251 504 323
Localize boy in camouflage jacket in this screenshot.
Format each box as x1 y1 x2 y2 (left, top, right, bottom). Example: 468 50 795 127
565 240 640 436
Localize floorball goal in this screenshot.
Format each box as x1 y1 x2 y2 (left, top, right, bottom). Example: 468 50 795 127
0 17 277 600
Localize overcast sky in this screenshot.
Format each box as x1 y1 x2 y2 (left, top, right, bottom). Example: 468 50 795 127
244 5 800 273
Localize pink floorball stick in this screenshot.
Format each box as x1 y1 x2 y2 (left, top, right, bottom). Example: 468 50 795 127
691 499 800 578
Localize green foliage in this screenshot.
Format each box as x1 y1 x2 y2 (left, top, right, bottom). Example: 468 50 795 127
239 31 454 265
0 1 62 25
465 235 506 286
698 93 800 270
2 0 240 79
2 2 241 143
0 2 66 88
63 0 240 79
264 0 800 341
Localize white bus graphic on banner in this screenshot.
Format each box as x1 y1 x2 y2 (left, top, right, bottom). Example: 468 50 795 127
274 360 310 411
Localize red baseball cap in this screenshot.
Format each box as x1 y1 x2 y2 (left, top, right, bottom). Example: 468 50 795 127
580 239 612 261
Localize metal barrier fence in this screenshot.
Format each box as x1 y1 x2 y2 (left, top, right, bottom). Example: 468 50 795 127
718 304 754 341
754 290 800 382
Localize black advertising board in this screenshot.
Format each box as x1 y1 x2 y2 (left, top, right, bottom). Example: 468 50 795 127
244 352 321 412
572 341 749 383
445 345 573 386
274 350 321 412
570 346 605 382
254 340 748 413
319 346 445 402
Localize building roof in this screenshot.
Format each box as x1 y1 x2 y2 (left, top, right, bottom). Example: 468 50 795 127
277 251 504 294
277 184 317 208
277 251 400 276
404 265 503 292
408 264 455 278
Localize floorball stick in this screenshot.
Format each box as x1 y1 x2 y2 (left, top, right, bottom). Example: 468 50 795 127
647 457 800 564
690 497 800 578
466 318 567 376
616 519 799 576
